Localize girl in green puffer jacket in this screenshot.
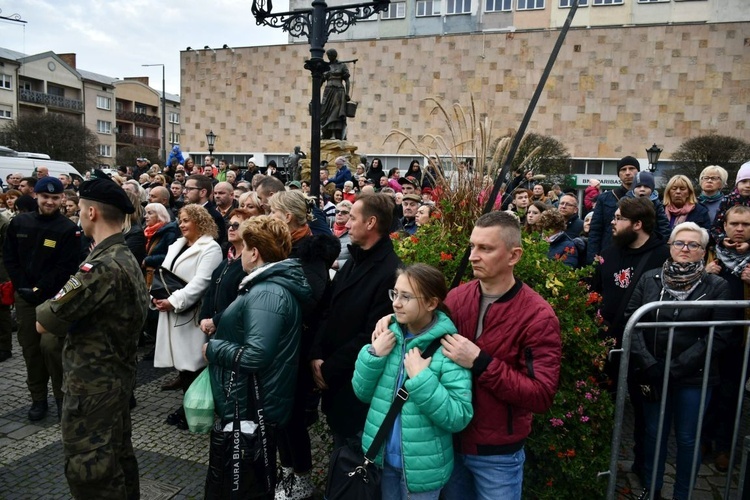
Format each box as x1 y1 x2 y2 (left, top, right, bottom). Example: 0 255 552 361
353 264 473 499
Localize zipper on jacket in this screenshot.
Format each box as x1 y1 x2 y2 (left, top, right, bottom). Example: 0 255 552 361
213 261 232 313
524 348 535 379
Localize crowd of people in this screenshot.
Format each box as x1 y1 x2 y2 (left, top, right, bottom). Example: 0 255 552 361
0 151 747 500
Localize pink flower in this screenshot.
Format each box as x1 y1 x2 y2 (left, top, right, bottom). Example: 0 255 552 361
576 380 586 389
565 412 572 419
550 418 564 427
580 416 590 423
585 392 593 400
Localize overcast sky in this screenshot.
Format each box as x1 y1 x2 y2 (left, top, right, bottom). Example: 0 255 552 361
0 0 291 95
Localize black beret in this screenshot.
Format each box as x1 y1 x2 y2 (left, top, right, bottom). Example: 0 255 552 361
79 179 135 214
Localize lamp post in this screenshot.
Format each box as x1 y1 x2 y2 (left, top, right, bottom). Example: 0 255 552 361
252 0 391 197
206 130 217 156
646 143 662 173
142 63 167 167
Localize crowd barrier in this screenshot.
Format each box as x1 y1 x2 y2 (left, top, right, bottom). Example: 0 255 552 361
602 300 750 500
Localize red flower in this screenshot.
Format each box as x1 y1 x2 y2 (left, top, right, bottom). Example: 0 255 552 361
546 480 554 487
566 449 576 458
440 252 453 261
390 232 400 240
431 211 442 219
410 236 419 244
586 291 602 306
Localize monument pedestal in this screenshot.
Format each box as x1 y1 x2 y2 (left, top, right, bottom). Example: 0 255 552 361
300 139 361 182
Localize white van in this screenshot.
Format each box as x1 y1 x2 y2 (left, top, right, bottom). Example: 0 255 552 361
0 155 84 187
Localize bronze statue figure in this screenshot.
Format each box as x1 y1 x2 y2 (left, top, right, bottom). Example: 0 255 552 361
284 145 306 181
320 49 350 140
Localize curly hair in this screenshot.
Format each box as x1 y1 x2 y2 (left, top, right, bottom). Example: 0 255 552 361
537 209 567 233
240 215 292 263
178 204 218 239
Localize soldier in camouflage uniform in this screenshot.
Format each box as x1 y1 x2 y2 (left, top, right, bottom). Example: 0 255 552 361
36 179 148 500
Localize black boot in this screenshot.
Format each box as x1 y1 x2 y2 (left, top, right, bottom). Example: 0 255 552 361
55 398 63 421
28 400 48 421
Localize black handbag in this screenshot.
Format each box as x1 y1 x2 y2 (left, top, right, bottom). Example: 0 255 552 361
150 267 200 313
205 348 274 500
325 336 444 500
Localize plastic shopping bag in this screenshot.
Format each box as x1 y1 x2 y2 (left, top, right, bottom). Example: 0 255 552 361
183 369 215 434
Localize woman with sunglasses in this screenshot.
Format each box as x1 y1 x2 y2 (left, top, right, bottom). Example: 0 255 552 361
332 200 352 270
198 208 255 338
626 222 731 500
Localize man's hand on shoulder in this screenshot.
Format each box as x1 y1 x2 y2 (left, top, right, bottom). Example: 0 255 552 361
441 334 481 370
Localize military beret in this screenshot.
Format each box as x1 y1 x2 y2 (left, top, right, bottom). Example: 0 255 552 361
34 177 64 194
79 179 135 214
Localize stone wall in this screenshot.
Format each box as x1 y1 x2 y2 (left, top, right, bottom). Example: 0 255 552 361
180 22 750 159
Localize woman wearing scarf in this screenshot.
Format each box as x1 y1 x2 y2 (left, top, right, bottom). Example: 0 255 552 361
142 203 179 287
331 200 352 270
697 165 728 223
663 175 711 232
268 190 341 500
198 208 254 337
626 222 732 500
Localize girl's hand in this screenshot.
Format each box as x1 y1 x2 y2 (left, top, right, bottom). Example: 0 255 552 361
404 347 430 379
371 330 396 357
371 314 394 343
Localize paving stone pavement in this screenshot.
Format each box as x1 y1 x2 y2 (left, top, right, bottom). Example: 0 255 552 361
0 333 747 499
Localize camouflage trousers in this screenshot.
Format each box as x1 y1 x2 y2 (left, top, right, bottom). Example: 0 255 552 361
61 386 139 500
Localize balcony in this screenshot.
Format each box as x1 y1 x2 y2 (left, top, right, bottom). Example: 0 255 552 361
116 110 160 127
19 89 83 112
116 133 160 148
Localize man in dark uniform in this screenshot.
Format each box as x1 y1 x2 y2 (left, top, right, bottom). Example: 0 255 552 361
4 176 80 420
36 179 148 500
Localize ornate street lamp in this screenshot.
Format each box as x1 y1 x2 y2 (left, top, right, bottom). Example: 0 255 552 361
252 0 391 197
646 143 662 173
206 130 217 156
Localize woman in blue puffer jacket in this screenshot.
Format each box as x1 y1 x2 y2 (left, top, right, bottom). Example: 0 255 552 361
353 264 473 499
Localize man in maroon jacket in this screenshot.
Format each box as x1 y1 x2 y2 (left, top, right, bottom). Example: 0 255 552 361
441 211 561 499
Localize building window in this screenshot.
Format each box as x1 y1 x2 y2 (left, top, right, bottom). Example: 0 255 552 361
135 104 147 114
381 2 406 18
116 101 124 113
96 96 111 110
486 0 513 11
416 0 441 16
96 120 112 134
637 0 668 2
168 112 180 124
169 132 180 144
559 0 588 6
593 0 623 4
518 0 544 9
0 105 11 119
98 144 112 157
0 74 11 90
135 126 145 137
447 0 471 13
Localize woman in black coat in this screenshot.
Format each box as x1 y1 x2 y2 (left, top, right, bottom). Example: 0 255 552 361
626 222 731 500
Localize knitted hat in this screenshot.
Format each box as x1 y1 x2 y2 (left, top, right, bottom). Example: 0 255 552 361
617 156 640 172
634 171 655 191
736 161 750 184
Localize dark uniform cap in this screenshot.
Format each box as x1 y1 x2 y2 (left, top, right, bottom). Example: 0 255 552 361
398 176 420 188
34 176 64 194
79 179 135 214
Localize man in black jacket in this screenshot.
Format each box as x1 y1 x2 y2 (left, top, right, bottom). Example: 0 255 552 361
183 175 226 246
310 193 402 447
590 196 670 480
4 177 81 421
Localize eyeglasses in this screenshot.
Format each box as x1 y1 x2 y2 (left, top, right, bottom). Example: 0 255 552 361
671 240 703 251
612 215 630 222
388 289 422 304
335 210 350 215
701 176 721 182
183 186 201 192
227 222 241 231
558 202 577 208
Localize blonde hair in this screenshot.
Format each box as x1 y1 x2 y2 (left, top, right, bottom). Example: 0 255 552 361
663 175 697 206
269 190 313 227
178 204 218 239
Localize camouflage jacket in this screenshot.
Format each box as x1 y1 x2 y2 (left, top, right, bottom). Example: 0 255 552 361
36 232 149 396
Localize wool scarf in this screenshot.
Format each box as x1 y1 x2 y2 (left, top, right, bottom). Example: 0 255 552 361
665 203 696 228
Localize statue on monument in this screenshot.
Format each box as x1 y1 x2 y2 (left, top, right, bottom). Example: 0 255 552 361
320 48 351 141
284 145 307 181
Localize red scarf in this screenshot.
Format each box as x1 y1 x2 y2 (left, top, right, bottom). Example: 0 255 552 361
666 202 695 227
144 222 165 249
332 222 348 237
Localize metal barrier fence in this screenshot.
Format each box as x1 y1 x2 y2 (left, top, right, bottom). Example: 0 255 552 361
603 300 750 500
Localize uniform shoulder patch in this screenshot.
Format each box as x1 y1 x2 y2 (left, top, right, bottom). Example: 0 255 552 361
80 263 94 272
53 276 82 302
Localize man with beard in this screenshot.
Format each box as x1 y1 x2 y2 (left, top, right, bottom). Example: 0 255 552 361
590 196 669 481
4 177 81 421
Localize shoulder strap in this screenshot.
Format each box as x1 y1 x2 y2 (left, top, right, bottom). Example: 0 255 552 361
364 335 444 461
